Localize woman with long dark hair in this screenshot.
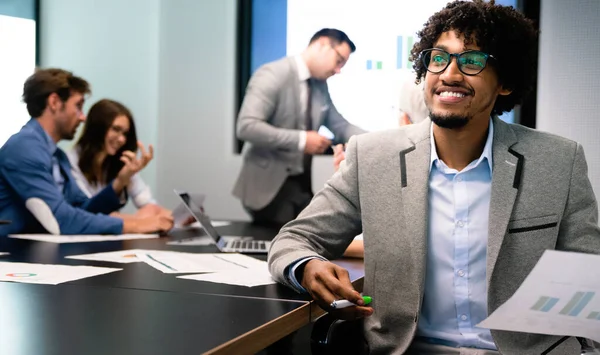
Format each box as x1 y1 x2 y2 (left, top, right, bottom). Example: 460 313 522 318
67 99 168 216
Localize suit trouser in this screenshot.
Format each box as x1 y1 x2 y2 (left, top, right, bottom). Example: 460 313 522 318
245 173 313 226
405 338 500 355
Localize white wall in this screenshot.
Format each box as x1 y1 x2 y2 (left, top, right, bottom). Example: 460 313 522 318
40 0 161 195
536 0 600 198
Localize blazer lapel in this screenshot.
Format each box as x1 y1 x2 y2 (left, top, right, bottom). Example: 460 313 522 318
400 120 432 290
487 117 522 286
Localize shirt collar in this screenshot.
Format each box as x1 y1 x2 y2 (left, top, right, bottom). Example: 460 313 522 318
38 120 58 156
294 55 311 82
429 118 494 173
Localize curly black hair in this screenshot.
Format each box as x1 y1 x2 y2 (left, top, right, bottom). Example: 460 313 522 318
409 0 538 116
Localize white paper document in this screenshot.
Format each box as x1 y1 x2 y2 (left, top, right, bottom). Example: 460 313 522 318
0 252 9 257
478 250 600 342
66 249 145 263
0 262 121 285
178 265 276 287
8 234 159 243
136 251 267 274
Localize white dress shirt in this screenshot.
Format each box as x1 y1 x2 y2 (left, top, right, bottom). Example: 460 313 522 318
417 119 496 350
294 55 311 152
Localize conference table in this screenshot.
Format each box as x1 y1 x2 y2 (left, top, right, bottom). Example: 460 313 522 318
0 222 365 355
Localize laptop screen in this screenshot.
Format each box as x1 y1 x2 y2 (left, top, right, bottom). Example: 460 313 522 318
176 191 222 243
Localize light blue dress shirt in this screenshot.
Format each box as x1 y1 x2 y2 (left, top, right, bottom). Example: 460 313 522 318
417 119 495 350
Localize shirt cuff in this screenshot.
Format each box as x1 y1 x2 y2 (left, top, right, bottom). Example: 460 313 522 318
287 256 327 293
298 131 307 152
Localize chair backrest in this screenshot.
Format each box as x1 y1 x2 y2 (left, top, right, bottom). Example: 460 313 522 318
580 338 600 354
26 198 60 235
310 314 368 355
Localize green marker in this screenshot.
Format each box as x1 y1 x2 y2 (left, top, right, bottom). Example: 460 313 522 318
330 295 373 309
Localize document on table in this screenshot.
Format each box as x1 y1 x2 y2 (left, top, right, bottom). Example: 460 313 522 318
66 249 146 263
478 250 600 342
136 251 267 274
0 262 121 285
8 234 159 243
178 265 276 287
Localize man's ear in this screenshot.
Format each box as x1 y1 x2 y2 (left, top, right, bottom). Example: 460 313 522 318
47 92 61 112
498 86 513 96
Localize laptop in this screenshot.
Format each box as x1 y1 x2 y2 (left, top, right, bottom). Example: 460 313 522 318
174 190 271 254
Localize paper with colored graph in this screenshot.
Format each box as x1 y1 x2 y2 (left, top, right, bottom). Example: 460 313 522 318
0 262 121 285
66 249 145 263
478 250 600 342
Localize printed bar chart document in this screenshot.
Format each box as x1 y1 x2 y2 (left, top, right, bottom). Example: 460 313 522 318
478 250 600 342
0 262 121 285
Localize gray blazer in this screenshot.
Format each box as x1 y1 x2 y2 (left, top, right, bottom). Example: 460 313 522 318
268 117 600 354
232 57 366 210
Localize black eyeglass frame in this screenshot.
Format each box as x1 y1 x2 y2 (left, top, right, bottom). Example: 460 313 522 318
420 48 497 76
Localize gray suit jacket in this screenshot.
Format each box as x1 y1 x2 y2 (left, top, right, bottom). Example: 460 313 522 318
268 117 600 354
233 57 366 210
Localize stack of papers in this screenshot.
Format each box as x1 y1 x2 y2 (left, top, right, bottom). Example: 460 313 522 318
9 234 159 244
66 249 276 287
0 262 121 285
479 250 600 342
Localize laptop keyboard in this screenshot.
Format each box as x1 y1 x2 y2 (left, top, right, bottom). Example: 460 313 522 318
227 240 268 251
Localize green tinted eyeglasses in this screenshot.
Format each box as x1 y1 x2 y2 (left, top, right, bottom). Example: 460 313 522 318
420 48 496 76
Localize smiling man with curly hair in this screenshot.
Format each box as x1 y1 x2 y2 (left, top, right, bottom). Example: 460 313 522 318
268 1 600 354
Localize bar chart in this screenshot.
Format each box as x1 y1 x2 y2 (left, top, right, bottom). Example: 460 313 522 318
531 291 599 319
365 35 414 71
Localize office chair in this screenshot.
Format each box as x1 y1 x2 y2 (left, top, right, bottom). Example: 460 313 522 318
310 314 367 355
579 338 600 354
311 315 599 355
26 197 60 234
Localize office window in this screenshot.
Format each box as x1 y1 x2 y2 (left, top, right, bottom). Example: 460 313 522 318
0 0 38 146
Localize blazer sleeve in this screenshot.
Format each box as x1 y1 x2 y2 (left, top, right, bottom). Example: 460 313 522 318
268 135 363 287
322 82 367 143
556 143 600 254
1 136 123 235
236 63 302 151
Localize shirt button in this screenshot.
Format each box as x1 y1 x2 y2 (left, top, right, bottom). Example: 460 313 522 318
457 270 465 277
460 314 468 321
456 221 464 228
456 176 463 182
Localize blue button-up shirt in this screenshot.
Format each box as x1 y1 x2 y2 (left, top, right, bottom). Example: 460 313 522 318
417 119 496 350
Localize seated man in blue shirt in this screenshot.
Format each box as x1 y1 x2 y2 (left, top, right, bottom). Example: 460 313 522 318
0 68 173 236
268 1 600 354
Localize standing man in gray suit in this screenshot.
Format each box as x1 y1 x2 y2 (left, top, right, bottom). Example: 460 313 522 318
233 28 366 226
268 1 600 354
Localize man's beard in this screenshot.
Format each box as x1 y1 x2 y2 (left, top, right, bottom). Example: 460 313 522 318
429 112 471 129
